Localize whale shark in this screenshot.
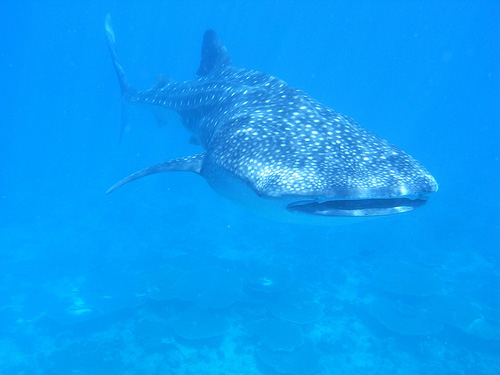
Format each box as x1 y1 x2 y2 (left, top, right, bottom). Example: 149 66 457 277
105 15 437 223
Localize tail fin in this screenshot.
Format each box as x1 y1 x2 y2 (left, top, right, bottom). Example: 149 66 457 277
105 14 135 142
105 14 134 94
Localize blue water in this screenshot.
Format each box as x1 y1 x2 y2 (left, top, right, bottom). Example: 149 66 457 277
1 1 499 374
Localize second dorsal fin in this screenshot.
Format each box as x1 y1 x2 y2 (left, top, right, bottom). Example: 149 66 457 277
197 29 232 76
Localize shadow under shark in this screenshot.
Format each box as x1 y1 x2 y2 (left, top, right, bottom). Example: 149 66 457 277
105 15 437 224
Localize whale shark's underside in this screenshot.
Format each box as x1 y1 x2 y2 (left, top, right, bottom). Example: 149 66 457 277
105 16 437 223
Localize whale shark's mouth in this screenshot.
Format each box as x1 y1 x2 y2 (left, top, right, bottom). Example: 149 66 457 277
286 197 428 217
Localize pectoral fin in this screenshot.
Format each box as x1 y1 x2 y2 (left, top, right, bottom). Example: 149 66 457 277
106 153 205 194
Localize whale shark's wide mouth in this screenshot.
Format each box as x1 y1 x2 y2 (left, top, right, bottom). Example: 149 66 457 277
286 197 428 217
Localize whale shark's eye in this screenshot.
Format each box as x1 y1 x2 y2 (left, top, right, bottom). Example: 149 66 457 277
287 197 428 217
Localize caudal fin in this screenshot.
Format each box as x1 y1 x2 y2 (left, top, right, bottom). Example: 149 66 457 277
105 14 134 94
105 14 135 142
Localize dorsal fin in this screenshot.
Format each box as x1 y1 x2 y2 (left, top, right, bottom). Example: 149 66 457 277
197 29 232 76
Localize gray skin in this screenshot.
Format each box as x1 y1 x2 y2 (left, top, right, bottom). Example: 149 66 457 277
105 15 437 224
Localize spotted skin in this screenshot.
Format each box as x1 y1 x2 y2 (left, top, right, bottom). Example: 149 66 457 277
105 16 437 221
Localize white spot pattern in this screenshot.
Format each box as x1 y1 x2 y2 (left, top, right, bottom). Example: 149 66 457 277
124 59 437 200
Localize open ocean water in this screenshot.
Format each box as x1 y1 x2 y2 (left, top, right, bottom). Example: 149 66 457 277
1 1 499 374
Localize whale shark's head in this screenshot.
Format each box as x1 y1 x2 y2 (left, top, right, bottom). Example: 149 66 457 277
205 143 438 220
203 109 438 220
282 164 438 218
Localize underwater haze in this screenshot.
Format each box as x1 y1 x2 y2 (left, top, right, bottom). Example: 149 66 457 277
1 1 499 374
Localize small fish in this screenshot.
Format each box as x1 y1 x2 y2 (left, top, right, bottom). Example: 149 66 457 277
105 15 437 223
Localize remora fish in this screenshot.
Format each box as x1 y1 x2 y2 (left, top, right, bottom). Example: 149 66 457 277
105 15 437 223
